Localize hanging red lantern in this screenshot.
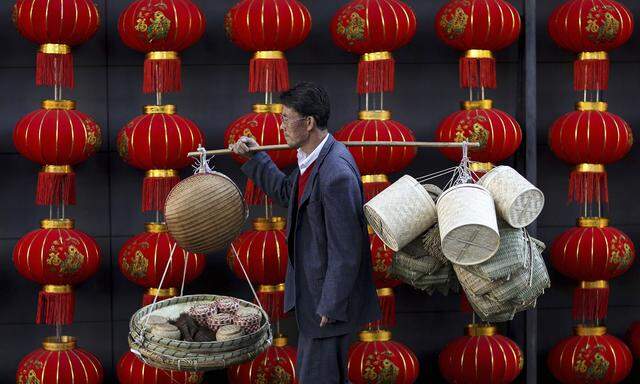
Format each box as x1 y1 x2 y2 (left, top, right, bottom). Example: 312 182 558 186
551 217 635 322
117 104 204 212
225 0 311 93
228 217 289 320
548 0 634 91
17 336 104 384
435 0 521 89
626 322 640 359
13 218 101 325
119 222 205 306
224 104 296 205
331 0 417 94
439 324 523 384
347 330 420 384
367 226 399 328
548 326 633 384
12 0 100 88
118 0 206 93
117 351 204 384
436 99 522 165
549 102 633 204
335 110 417 200
228 334 298 383
14 100 102 206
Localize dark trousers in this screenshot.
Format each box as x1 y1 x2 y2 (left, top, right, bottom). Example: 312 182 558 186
296 332 351 384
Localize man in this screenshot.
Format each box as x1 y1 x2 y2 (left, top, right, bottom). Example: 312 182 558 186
230 82 381 383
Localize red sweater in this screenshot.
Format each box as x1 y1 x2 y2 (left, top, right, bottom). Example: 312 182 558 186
297 161 316 205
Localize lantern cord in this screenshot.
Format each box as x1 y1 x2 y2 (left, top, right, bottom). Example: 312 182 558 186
49 205 53 220
156 91 162 106
56 324 61 341
468 87 473 102
481 87 485 100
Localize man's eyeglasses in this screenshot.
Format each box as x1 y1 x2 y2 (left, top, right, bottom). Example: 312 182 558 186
281 115 308 126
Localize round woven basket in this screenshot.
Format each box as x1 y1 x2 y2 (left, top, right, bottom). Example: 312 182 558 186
128 295 271 371
478 166 544 228
364 175 437 251
436 184 500 265
165 172 248 254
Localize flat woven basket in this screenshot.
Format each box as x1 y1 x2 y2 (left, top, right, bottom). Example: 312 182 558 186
491 248 550 305
128 295 271 371
464 288 517 320
165 172 248 254
453 264 502 296
421 225 448 265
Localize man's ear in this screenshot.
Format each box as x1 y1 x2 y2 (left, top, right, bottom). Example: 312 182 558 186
306 116 316 132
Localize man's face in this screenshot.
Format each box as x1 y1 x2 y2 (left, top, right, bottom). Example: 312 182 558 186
281 105 311 149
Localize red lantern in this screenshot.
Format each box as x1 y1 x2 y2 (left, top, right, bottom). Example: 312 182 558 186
439 324 523 384
228 334 298 383
331 0 417 94
367 227 400 328
435 0 521 89
626 321 640 359
548 326 633 384
17 336 104 384
119 222 205 306
14 100 102 206
551 217 635 322
347 330 419 384
436 99 522 165
334 110 417 200
549 102 633 203
118 0 206 93
117 104 204 212
225 0 311 93
13 0 100 88
13 218 101 325
548 0 634 91
228 217 289 320
224 104 296 205
117 351 204 384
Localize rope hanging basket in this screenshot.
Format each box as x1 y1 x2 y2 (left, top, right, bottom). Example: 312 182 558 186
478 165 545 228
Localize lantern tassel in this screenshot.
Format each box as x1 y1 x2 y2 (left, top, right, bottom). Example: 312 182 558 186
244 179 272 205
459 56 496 89
358 53 395 94
568 166 608 204
144 52 182 94
572 281 609 322
36 167 76 206
142 171 180 213
36 286 75 325
366 288 396 328
250 53 289 93
36 51 74 88
574 56 609 91
257 286 288 320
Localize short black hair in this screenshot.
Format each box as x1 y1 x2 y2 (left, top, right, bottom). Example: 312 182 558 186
279 82 330 128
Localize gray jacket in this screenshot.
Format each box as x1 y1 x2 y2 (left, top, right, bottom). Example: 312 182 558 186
241 134 381 337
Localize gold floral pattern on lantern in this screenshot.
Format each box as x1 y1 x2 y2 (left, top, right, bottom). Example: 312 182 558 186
439 7 469 39
17 359 43 384
255 359 293 384
362 351 400 383
454 116 489 147
135 2 172 42
336 6 366 43
574 343 610 381
227 123 258 147
373 247 391 275
47 238 86 275
585 5 620 43
84 119 102 153
117 131 129 160
121 250 149 279
609 235 633 271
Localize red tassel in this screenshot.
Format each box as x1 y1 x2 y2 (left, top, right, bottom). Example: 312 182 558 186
36 285 75 325
460 292 473 313
366 288 396 328
568 166 608 204
249 57 289 93
36 168 76 206
142 173 180 213
357 55 395 94
572 281 609 322
363 180 391 202
574 57 609 91
258 285 288 320
459 57 496 89
36 52 74 88
142 288 177 307
244 179 272 205
143 55 182 94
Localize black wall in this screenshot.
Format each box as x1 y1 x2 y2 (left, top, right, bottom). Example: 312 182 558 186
1 1 639 382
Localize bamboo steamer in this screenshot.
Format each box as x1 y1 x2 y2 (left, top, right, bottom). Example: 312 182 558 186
165 172 248 254
364 175 437 251
436 184 499 265
478 165 544 228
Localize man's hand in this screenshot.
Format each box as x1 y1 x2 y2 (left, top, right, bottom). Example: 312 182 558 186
319 315 335 327
229 136 260 160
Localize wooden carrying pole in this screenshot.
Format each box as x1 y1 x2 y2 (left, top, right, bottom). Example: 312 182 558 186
188 141 481 157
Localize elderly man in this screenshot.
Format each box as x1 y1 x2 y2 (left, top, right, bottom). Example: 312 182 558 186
230 82 381 383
